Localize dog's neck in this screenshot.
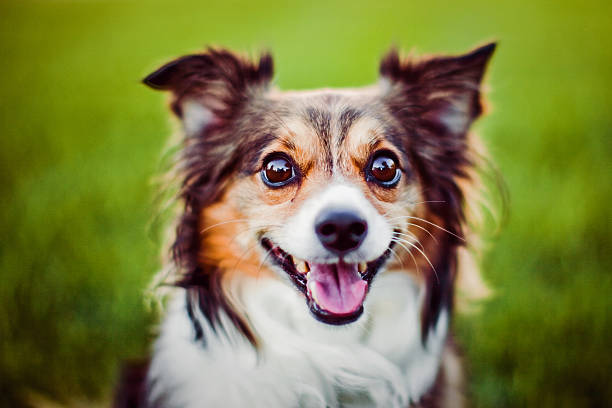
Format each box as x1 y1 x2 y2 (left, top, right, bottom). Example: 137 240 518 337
147 271 449 408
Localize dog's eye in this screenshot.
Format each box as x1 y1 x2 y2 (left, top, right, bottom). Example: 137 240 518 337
367 152 401 187
261 155 296 187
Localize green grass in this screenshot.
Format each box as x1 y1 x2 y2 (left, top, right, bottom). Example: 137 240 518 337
1 0 610 406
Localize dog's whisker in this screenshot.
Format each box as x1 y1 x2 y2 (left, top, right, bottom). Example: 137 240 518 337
225 225 276 248
391 235 439 284
202 222 283 253
391 221 437 244
410 200 446 206
256 247 275 276
200 219 252 234
394 231 425 252
403 222 439 243
388 216 464 242
387 247 406 271
390 238 421 277
392 240 421 275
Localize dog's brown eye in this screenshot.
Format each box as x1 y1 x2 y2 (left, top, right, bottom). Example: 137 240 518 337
262 155 296 187
368 152 401 187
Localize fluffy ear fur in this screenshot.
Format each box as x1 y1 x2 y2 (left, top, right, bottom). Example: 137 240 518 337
144 48 273 136
379 43 496 339
380 42 495 137
144 49 274 346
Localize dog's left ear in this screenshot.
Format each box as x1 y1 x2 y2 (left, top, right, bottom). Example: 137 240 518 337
143 48 273 136
380 42 496 137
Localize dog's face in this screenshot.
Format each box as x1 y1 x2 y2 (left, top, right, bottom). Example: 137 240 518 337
212 91 421 324
145 44 494 332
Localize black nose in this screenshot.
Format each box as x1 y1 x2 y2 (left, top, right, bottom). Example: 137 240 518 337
315 209 368 255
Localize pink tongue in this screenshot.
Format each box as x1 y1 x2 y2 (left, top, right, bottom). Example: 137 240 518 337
308 262 368 314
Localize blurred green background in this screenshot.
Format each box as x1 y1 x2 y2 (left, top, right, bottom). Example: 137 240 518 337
1 0 610 406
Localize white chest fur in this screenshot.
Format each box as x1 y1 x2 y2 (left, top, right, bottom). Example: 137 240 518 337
147 272 448 408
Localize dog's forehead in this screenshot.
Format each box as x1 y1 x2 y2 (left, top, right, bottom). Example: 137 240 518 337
265 87 393 150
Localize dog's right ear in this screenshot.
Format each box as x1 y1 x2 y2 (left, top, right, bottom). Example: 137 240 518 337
143 48 273 136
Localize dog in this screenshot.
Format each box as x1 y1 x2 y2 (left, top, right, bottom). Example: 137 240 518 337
134 42 496 408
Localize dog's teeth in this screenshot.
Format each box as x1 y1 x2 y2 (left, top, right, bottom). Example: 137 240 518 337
308 280 319 303
358 262 367 273
296 260 310 274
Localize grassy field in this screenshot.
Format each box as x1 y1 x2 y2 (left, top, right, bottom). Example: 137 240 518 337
1 0 610 406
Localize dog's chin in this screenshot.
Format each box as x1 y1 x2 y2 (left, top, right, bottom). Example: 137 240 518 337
261 238 393 325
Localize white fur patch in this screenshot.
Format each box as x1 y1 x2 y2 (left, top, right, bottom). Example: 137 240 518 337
437 94 471 135
182 100 215 137
147 272 447 407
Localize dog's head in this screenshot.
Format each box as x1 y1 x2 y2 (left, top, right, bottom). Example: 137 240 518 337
145 44 495 341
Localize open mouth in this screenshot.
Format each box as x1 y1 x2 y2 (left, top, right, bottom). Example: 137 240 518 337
261 238 393 325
